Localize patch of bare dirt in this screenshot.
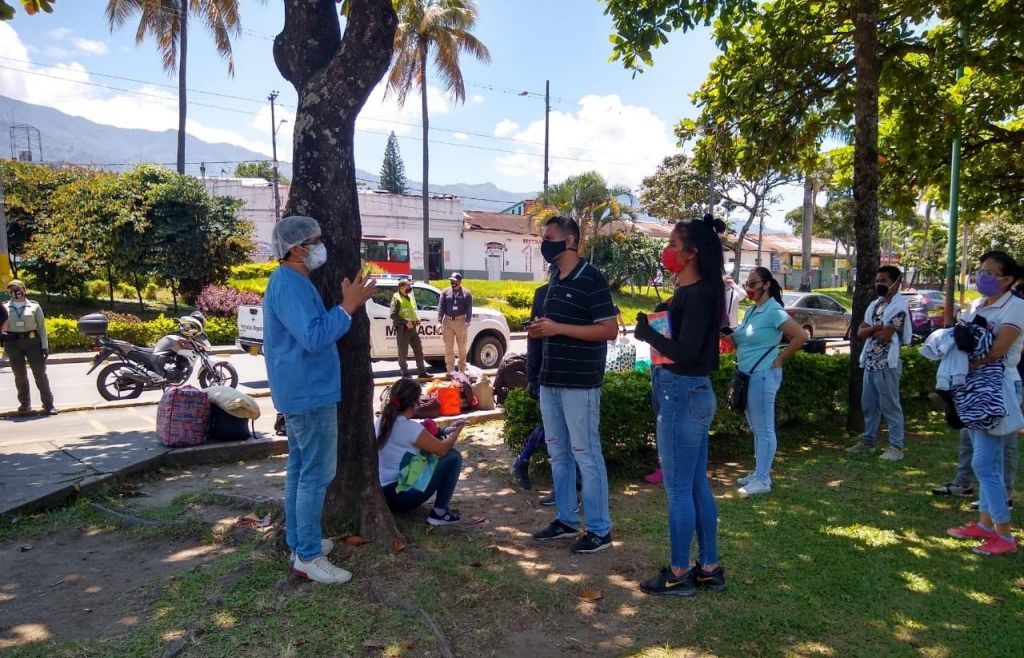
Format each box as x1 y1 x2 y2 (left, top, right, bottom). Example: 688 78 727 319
0 528 233 650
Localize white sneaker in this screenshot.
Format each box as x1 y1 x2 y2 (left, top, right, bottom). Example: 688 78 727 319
292 555 352 584
737 473 755 486
879 447 904 461
739 480 772 496
289 538 336 566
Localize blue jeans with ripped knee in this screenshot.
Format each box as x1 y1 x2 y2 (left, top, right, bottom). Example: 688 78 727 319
539 385 611 537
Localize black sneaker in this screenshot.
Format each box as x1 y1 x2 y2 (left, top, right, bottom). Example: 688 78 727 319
44 406 58 416
571 531 612 554
969 499 1013 511
511 460 532 490
691 563 727 592
532 520 578 541
539 492 556 506
427 508 461 526
639 566 696 597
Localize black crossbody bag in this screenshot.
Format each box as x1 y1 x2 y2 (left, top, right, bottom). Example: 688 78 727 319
727 347 777 412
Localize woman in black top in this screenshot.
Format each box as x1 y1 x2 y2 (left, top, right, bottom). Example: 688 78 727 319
634 214 727 596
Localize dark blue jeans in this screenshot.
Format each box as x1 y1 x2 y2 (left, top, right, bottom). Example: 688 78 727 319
383 449 463 512
653 368 719 568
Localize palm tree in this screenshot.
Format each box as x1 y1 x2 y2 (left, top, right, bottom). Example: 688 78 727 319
530 171 635 259
106 0 246 174
387 0 490 280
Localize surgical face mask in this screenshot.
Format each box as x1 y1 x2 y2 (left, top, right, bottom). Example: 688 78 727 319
303 243 327 270
661 246 684 273
976 272 1005 297
541 239 568 264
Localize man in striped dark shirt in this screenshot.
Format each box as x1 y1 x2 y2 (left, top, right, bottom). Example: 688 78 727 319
527 216 618 554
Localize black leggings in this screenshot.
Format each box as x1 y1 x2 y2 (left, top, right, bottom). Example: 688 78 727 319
383 449 463 512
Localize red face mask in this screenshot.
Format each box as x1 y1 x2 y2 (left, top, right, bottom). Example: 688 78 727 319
661 246 684 273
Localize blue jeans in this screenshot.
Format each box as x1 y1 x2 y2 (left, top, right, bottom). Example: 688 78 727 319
969 428 1013 525
284 405 338 561
861 367 904 448
954 381 1021 499
539 385 611 537
383 449 463 512
653 368 719 568
745 367 783 484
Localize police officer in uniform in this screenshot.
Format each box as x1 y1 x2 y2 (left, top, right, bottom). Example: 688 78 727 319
437 273 473 374
3 280 56 415
390 278 429 378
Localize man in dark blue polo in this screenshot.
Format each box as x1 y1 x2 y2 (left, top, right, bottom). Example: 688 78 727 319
528 216 618 554
437 273 473 373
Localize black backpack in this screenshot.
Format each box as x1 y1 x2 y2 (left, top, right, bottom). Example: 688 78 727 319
493 353 528 404
207 405 254 442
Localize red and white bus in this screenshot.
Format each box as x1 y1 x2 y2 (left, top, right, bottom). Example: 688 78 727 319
361 237 411 276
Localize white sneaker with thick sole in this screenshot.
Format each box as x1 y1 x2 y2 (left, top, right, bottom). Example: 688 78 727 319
879 447 904 461
738 480 772 496
289 538 336 566
292 555 352 584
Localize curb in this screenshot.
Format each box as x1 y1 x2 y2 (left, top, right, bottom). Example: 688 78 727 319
43 345 244 366
0 369 500 419
2 408 505 518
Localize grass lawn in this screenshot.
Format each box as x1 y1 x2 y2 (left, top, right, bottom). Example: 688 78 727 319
3 406 1021 657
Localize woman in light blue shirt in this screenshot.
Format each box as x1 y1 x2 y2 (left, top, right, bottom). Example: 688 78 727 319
732 267 806 495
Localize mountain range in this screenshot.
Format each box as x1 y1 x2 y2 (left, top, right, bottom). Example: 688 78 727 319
0 95 531 212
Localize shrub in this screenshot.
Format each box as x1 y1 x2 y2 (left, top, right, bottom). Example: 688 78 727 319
116 282 135 298
503 349 940 463
144 283 159 301
505 289 533 309
47 314 239 352
197 285 264 317
86 280 108 299
230 262 277 280
105 312 142 323
503 307 532 330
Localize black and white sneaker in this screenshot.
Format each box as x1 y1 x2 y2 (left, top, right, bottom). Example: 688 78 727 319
571 531 612 554
539 492 556 506
640 567 696 597
427 508 461 526
511 461 532 490
532 520 578 541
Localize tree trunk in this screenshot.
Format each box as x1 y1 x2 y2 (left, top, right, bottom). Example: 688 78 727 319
799 174 815 292
731 203 760 280
176 8 188 175
133 273 145 316
171 280 179 315
420 44 431 282
274 0 400 543
847 0 882 433
107 264 115 310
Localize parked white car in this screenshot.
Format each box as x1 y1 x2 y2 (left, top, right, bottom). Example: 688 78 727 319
237 279 510 369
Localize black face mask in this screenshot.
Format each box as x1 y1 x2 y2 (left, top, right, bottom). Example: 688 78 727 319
541 240 567 264
876 282 893 297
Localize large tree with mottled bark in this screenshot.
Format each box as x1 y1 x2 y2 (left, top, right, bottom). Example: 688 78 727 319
274 0 399 542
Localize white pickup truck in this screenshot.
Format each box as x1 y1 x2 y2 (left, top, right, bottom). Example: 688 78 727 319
237 279 511 369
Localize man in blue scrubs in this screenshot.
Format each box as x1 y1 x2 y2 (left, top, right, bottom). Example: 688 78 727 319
265 215 376 584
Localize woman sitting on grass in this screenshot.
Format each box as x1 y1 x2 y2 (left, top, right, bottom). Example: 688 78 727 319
376 378 466 526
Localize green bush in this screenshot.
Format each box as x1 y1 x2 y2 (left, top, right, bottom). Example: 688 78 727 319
116 282 135 298
86 280 108 298
505 289 533 309
144 283 159 301
230 262 278 280
503 349 940 461
47 315 239 352
503 307 532 330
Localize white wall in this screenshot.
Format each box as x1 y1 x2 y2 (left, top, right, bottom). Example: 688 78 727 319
462 230 544 281
359 191 464 275
202 178 282 261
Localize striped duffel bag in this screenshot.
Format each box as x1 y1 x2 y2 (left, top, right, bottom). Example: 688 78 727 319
156 385 211 447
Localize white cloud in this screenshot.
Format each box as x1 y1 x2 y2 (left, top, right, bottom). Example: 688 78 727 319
0 23 272 159
453 132 469 141
493 94 677 188
355 81 450 136
471 94 485 104
48 27 108 56
494 119 518 138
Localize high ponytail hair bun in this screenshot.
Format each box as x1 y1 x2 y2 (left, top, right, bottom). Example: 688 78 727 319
702 213 727 235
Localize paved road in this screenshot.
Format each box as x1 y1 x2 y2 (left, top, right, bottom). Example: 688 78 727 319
0 337 529 415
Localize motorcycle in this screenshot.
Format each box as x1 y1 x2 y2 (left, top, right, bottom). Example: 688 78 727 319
78 313 239 401
908 303 933 344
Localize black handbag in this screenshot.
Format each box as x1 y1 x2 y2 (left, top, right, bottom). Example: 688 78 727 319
727 347 777 412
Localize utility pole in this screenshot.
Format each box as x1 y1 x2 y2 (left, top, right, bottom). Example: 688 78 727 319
268 91 282 222
0 166 12 287
943 23 966 325
543 80 550 202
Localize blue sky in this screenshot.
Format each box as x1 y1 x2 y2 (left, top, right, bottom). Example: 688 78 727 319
0 0 800 225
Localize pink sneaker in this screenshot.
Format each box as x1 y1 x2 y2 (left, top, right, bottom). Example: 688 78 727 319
948 522 997 540
643 468 663 485
973 536 1019 556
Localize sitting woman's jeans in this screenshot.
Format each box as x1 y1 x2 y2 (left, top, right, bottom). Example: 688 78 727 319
383 449 463 512
653 368 719 569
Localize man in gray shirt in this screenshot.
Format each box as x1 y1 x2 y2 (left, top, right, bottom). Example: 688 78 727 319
437 273 473 373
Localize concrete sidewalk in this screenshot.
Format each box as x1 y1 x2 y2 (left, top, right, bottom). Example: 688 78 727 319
0 396 504 518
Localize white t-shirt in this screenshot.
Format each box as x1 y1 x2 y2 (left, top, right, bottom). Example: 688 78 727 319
376 415 426 486
964 291 1024 381
725 282 745 328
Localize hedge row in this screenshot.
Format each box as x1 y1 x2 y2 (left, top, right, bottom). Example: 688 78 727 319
47 316 238 352
503 348 940 469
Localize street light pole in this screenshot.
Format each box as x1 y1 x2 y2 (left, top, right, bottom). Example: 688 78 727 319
943 23 966 325
268 90 282 222
544 80 550 203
